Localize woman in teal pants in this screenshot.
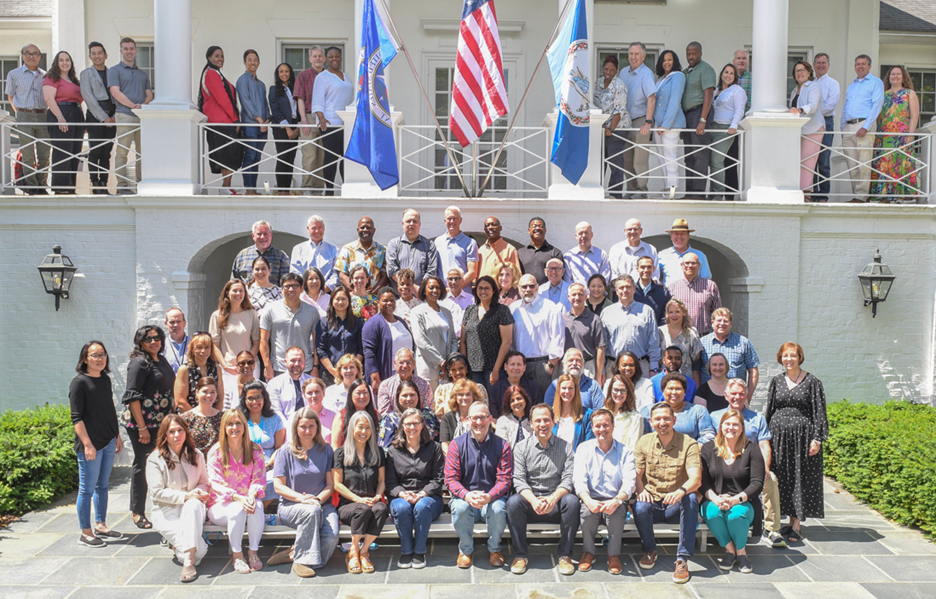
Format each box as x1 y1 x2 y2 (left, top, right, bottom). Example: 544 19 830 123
700 409 764 573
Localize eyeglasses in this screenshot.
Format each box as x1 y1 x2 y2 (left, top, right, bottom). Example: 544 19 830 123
282 284 301 290
519 284 537 289
23 52 41 58
237 360 256 367
402 421 422 428
88 353 107 360
447 276 461 281
142 335 161 343
611 388 628 395
468 415 489 422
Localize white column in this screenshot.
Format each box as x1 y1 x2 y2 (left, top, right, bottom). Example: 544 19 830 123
53 0 87 67
750 0 788 113
153 0 194 108
545 108 608 200
137 0 205 196
742 0 803 203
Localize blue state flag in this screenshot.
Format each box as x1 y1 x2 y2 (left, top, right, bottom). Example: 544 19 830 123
546 0 589 185
346 0 399 190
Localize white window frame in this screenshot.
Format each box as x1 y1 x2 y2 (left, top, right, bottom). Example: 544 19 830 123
277 41 348 75
135 42 155 92
596 45 661 80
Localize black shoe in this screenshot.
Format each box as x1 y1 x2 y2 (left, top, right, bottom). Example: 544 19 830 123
398 554 413 569
78 534 106 548
94 528 124 540
718 552 736 571
412 554 426 569
737 554 753 573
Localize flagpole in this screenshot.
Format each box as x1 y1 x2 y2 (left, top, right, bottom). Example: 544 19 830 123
375 0 471 198
477 0 576 198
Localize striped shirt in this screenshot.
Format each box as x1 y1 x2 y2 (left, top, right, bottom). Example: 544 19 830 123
699 331 760 384
609 240 659 282
600 301 662 369
666 276 721 336
738 70 752 112
232 244 291 286
293 67 319 116
512 434 574 496
6 65 47 110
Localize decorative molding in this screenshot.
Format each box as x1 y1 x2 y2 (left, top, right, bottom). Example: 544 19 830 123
421 19 524 34
171 271 207 290
730 277 765 294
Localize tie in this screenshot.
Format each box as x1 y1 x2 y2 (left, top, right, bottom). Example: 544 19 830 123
293 379 304 411
517 422 525 442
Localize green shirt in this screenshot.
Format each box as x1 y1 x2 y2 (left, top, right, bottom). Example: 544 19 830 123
681 60 717 112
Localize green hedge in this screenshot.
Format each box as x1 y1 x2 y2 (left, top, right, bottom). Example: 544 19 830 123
0 404 78 516
825 400 936 537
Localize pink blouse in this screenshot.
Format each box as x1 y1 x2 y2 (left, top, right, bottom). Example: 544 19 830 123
206 444 267 506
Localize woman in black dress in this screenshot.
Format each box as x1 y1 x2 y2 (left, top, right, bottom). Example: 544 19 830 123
763 342 828 543
121 325 175 529
459 275 514 395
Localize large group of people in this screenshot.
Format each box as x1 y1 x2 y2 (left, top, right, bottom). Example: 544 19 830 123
590 42 922 203
7 38 922 201
67 207 830 585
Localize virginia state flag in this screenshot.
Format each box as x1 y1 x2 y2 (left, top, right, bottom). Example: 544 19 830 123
345 0 399 190
547 0 589 184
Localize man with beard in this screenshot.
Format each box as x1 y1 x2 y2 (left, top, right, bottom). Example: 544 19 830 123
335 216 388 292
510 274 565 394
544 349 604 410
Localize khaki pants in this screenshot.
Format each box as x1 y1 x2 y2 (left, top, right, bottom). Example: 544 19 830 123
841 120 877 197
114 112 142 188
762 470 781 533
623 115 651 192
14 110 51 189
299 126 325 190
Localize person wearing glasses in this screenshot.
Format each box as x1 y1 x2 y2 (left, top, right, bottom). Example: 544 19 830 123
7 44 51 194
223 351 263 411
121 325 175 530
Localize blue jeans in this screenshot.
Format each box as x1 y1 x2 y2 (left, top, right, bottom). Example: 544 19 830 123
812 115 835 200
450 496 507 555
390 495 444 555
76 437 117 530
240 125 267 189
634 493 700 561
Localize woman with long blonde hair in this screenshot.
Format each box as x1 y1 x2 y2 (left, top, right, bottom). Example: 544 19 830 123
700 409 764 574
210 279 259 392
659 299 702 385
551 373 593 450
206 409 267 574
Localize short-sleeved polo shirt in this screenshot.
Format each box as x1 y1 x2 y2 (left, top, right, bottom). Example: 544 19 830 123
634 431 700 501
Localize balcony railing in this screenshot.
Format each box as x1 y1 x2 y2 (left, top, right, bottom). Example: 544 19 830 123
601 127 744 200
197 122 344 195
398 124 549 197
1 120 141 194
803 131 933 203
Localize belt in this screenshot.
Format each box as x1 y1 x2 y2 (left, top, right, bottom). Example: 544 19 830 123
684 104 703 113
526 356 549 362
57 102 79 107
16 108 45 113
845 118 867 125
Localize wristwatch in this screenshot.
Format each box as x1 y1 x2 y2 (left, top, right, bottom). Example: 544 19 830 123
614 496 624 506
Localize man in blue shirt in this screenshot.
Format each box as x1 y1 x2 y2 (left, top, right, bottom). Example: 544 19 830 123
711 379 785 548
290 215 339 291
840 54 884 202
620 42 657 198
435 206 480 287
563 221 611 286
634 256 671 325
700 308 759 402
601 275 661 377
651 347 698 404
657 219 711 285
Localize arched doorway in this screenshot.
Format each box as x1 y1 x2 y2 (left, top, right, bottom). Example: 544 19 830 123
186 231 306 331
644 234 752 336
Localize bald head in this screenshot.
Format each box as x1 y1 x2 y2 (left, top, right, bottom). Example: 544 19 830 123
625 219 643 246
575 221 593 250
519 274 539 303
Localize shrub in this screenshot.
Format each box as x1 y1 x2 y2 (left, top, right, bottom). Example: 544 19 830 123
0 404 78 515
825 400 936 537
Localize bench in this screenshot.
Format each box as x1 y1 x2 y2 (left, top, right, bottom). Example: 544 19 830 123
203 515 710 553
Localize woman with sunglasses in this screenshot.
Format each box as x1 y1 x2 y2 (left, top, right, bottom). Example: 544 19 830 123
121 325 175 530
223 351 263 410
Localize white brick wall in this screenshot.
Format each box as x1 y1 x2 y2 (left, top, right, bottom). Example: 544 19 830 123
2 198 934 416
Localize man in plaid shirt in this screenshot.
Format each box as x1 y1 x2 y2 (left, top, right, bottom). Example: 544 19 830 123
231 220 291 284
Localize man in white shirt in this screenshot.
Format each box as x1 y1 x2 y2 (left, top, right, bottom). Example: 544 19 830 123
609 218 659 283
435 206 479 287
563 221 611 286
163 308 189 373
442 267 473 337
841 54 885 202
812 53 840 203
510 274 565 394
290 214 339 291
539 258 572 312
267 346 312 429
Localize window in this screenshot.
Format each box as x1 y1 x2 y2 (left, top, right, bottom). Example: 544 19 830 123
0 57 18 114
597 46 659 80
136 43 155 91
433 65 509 191
281 44 346 74
881 66 935 125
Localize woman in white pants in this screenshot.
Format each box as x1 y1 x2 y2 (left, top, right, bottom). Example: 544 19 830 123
146 414 210 583
648 50 686 196
207 409 267 574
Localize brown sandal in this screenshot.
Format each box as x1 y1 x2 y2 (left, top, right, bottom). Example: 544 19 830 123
360 554 375 574
346 554 362 574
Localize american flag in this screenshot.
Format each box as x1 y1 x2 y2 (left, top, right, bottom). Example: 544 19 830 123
450 0 509 147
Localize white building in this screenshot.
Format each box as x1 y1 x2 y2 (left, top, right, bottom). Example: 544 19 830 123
2 0 936 412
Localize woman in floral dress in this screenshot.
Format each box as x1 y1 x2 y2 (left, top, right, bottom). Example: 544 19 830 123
122 325 174 529
870 66 921 203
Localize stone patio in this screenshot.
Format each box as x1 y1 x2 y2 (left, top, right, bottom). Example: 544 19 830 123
1 468 935 599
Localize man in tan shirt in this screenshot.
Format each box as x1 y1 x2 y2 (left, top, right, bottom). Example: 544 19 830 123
478 216 521 281
633 402 701 584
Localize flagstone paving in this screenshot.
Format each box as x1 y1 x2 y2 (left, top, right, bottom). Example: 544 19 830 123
1 468 934 599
